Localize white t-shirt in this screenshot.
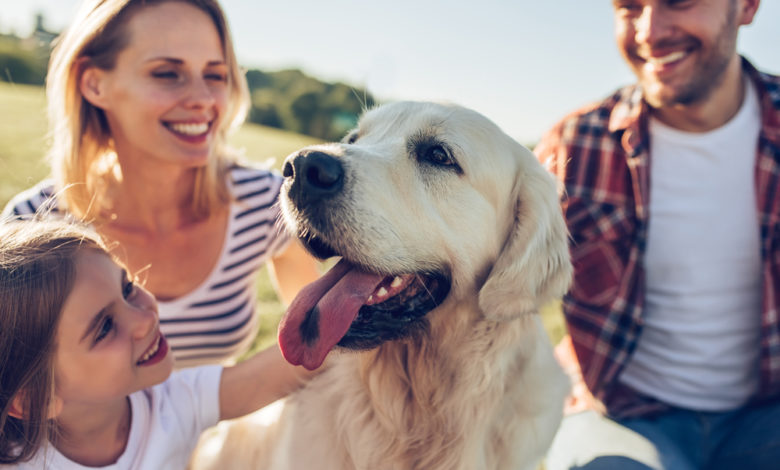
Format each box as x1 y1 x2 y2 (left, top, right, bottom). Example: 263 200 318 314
8 365 222 470
619 77 762 410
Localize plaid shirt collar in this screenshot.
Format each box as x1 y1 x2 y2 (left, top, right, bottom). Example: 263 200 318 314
607 58 780 132
608 57 780 152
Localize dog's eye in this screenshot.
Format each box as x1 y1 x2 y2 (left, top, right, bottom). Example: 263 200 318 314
419 144 458 170
343 131 359 144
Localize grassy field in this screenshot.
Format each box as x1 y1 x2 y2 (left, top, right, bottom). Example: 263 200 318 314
0 82 51 205
0 81 566 353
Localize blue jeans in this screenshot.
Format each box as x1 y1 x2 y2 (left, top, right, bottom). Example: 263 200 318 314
545 399 780 470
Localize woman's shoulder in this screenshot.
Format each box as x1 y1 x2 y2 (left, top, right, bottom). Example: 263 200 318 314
1 179 59 219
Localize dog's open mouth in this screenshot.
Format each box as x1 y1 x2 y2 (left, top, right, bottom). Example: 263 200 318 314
278 250 450 370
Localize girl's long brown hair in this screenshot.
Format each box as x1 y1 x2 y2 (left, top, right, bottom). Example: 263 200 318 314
0 219 107 463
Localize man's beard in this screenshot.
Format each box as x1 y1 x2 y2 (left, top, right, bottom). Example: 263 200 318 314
641 2 739 109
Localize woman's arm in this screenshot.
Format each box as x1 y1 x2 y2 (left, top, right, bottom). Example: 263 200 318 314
267 239 322 306
218 344 317 421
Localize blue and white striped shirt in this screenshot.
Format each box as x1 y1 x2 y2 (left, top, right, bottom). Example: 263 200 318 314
2 164 290 367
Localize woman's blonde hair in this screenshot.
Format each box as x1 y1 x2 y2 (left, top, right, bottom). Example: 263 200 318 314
46 0 250 220
0 219 109 463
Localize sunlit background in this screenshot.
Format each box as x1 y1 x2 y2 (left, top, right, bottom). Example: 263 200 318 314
1 0 779 144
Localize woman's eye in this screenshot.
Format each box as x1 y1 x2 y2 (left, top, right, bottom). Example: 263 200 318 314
205 72 227 82
95 316 115 343
152 71 179 80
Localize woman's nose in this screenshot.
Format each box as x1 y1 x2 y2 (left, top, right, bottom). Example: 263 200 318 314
183 77 217 108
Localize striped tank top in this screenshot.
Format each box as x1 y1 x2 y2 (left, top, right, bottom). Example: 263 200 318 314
2 164 290 367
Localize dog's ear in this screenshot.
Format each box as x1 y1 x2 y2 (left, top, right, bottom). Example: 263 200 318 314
478 148 572 321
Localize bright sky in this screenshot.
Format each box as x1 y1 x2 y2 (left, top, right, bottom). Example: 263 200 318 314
1 0 778 144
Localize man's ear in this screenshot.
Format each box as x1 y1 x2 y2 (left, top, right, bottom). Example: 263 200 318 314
7 392 63 420
737 0 760 26
79 62 110 109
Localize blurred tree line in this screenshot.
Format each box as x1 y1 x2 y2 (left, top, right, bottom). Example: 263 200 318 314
245 68 374 141
0 36 49 85
0 25 375 141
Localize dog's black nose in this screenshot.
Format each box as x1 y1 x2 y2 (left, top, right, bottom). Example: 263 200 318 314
283 150 344 208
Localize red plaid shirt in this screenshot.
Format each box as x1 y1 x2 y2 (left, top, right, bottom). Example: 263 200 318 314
535 58 780 418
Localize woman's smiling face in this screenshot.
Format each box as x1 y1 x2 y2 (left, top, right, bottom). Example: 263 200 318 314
81 1 229 170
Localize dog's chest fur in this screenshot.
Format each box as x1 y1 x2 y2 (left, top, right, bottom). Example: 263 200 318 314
276 311 567 470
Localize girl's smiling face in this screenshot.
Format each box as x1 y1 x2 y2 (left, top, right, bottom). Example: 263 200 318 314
81 1 229 170
53 250 173 409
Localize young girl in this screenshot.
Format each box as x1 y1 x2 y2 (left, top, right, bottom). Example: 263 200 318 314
0 219 315 468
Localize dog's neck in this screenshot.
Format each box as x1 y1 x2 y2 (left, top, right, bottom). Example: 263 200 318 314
341 308 539 469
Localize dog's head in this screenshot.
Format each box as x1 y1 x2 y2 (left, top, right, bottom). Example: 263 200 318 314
278 102 571 369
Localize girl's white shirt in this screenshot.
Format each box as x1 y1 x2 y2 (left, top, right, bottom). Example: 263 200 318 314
8 365 222 470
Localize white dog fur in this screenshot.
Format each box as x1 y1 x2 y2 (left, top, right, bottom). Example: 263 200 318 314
191 101 571 470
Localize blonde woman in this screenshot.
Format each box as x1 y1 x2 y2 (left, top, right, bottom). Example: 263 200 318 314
2 0 321 367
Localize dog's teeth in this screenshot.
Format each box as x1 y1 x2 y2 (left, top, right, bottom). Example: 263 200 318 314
391 277 403 288
377 287 388 298
367 295 374 302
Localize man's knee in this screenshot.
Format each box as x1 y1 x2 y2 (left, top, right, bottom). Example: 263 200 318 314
545 411 666 470
564 455 655 470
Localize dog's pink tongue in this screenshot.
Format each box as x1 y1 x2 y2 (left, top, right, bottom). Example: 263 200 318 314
278 258 384 370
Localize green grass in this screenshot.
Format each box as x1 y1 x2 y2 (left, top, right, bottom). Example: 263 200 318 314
0 82 51 205
0 81 566 354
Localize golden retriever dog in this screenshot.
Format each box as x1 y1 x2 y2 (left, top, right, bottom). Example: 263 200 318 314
192 101 571 470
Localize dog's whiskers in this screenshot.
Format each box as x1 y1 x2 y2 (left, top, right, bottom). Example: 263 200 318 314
417 274 440 306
